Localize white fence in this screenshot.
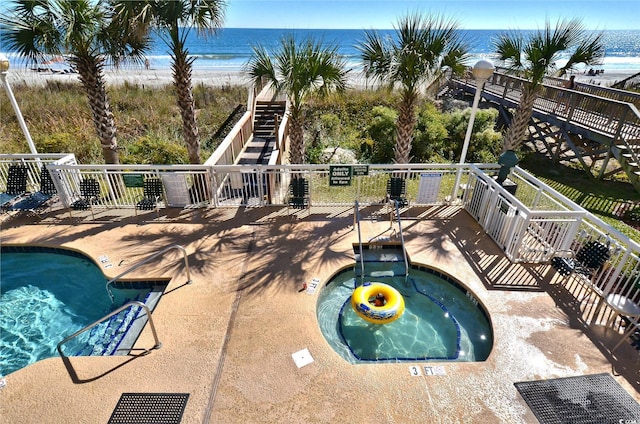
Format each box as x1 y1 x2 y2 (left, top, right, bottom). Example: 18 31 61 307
464 164 640 327
2 153 639 332
0 156 500 209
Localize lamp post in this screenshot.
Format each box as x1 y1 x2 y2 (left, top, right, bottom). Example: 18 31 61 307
452 59 495 200
0 54 39 155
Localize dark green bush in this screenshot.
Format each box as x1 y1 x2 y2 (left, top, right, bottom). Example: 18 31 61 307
624 205 640 223
362 106 397 163
122 134 189 165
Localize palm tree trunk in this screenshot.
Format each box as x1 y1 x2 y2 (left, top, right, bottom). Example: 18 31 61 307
74 56 119 164
394 90 418 163
288 113 305 164
172 56 200 164
503 87 539 151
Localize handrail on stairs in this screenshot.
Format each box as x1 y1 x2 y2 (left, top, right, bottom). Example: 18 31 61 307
56 301 161 358
354 200 365 287
390 199 409 280
105 244 192 303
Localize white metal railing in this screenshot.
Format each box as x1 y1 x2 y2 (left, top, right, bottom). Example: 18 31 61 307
4 153 640 338
56 301 161 358
0 153 76 194
35 162 499 210
463 163 640 329
464 165 588 263
106 244 192 302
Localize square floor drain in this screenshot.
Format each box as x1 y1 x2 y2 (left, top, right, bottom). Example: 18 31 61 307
514 373 640 424
292 348 314 368
108 393 189 424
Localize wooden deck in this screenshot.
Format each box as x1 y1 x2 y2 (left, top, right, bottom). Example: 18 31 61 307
451 71 640 192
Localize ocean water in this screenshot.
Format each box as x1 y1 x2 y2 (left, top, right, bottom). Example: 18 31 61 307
143 28 640 73
3 28 640 73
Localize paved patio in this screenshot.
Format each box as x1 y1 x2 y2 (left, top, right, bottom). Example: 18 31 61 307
1 204 639 423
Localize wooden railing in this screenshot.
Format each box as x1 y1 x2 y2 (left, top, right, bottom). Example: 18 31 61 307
456 71 640 168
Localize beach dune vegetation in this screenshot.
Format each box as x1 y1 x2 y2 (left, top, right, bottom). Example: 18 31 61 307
114 0 227 164
357 13 470 164
303 89 502 165
0 0 149 164
0 81 247 164
245 34 349 165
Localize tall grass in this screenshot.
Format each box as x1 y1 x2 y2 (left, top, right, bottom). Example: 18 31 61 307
0 80 247 164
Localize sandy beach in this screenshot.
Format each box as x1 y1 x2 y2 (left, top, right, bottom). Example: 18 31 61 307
4 66 253 88
3 64 637 90
3 65 379 89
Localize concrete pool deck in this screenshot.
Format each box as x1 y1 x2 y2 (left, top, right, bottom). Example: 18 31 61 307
1 204 639 423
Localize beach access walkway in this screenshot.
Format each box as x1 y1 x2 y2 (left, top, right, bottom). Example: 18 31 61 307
450 69 640 192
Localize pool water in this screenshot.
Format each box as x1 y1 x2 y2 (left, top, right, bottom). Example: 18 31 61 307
317 266 493 363
0 250 156 376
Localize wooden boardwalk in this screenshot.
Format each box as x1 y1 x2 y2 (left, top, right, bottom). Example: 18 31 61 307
451 71 640 192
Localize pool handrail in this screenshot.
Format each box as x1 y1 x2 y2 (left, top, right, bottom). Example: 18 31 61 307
354 200 365 287
391 199 409 280
105 244 192 302
56 301 161 358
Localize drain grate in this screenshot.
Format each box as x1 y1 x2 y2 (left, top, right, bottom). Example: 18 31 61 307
108 393 189 424
514 373 640 424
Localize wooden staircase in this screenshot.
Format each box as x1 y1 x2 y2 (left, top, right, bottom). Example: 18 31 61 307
253 100 286 140
235 99 286 165
613 141 640 192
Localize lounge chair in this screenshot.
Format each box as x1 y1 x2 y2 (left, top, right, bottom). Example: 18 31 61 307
70 178 101 219
4 166 58 219
1 164 29 210
288 177 310 214
135 178 163 218
550 240 611 296
386 177 408 207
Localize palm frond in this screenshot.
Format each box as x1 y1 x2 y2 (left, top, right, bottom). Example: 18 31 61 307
493 30 524 70
561 31 606 73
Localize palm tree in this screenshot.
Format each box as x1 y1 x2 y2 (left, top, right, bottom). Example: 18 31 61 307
358 13 469 164
494 19 605 152
1 0 148 164
115 1 226 164
245 34 349 165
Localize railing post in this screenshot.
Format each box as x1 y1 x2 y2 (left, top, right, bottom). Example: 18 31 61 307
501 78 509 99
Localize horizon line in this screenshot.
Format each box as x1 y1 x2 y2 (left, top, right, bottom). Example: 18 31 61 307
221 26 634 31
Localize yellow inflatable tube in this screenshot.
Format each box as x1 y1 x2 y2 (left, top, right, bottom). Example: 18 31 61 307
351 282 405 324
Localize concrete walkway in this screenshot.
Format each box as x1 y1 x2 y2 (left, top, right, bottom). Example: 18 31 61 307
1 204 638 423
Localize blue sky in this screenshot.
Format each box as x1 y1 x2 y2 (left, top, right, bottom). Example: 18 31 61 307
225 0 639 30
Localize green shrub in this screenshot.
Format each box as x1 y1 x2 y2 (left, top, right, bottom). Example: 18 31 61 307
38 132 101 163
121 134 189 164
362 106 397 163
624 205 640 223
441 107 502 163
413 103 449 162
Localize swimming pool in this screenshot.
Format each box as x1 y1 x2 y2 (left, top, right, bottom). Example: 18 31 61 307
317 263 493 363
0 246 166 376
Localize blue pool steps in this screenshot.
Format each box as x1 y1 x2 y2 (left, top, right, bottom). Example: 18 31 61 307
354 245 407 278
72 289 162 357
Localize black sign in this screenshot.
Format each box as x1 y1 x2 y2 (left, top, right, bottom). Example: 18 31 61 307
329 165 353 186
352 165 369 176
